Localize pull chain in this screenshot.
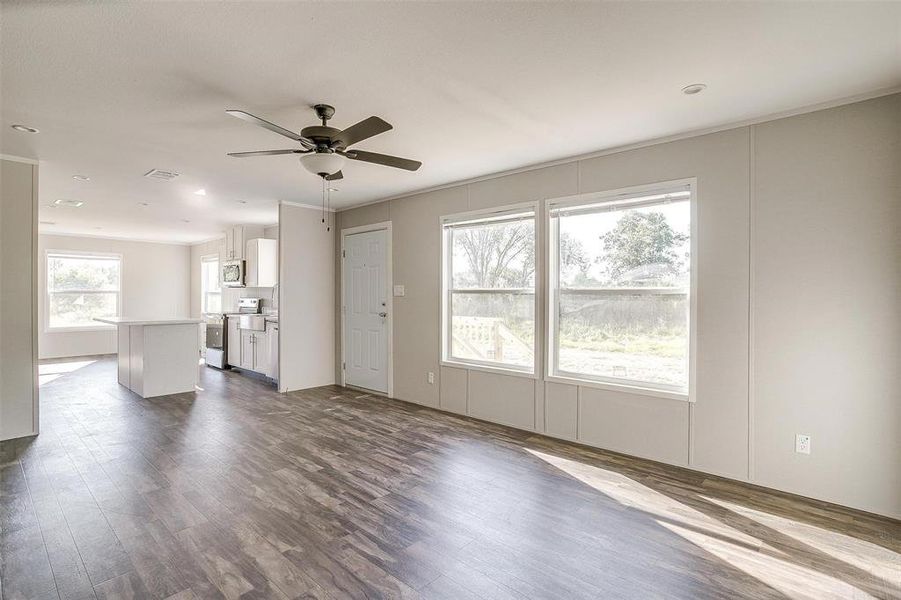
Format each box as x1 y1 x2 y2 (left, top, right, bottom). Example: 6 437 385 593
321 176 326 224
327 184 331 231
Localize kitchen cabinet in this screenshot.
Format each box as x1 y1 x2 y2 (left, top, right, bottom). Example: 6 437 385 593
240 329 256 370
226 315 276 379
227 316 241 366
245 238 278 287
254 327 271 376
223 225 265 260
265 322 278 380
224 226 244 260
236 328 273 376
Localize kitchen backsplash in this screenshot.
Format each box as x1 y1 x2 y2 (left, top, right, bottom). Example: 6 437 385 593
223 286 278 313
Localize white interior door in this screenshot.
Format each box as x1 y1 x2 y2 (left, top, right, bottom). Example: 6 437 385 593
343 229 389 393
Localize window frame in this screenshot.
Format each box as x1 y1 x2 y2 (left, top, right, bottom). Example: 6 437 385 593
200 253 222 315
44 250 123 333
545 179 697 402
440 201 540 378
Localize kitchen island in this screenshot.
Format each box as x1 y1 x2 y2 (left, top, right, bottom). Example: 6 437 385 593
95 317 201 398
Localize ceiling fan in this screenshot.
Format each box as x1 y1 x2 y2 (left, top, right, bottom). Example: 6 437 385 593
226 104 422 181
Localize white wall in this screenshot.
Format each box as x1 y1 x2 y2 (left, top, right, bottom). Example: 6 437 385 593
336 93 901 519
1 158 39 441
279 204 335 391
39 234 191 359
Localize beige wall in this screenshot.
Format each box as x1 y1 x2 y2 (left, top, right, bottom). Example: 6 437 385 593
336 93 901 519
39 234 192 359
751 96 901 518
279 204 335 391
1 158 38 441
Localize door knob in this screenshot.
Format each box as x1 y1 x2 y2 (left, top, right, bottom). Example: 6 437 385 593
378 312 388 318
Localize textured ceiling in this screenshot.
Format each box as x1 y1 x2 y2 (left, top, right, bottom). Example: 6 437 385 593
2 1 899 243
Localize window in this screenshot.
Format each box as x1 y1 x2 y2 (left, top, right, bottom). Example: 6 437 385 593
46 252 121 329
549 184 692 394
201 254 222 314
442 207 537 373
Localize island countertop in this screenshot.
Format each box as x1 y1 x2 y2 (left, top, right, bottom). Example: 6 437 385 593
95 317 202 326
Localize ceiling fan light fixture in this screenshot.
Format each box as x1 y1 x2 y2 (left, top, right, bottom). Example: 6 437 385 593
300 152 345 177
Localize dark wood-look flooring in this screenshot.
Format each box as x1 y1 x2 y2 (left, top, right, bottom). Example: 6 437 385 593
2 356 899 600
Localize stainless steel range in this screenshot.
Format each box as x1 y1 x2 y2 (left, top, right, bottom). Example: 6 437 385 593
205 298 262 370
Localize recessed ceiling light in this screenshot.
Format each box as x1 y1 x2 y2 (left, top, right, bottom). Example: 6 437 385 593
72 175 90 182
681 83 707 95
53 199 84 208
182 219 191 223
138 202 150 207
237 200 247 204
328 187 340 192
194 189 206 196
11 124 39 134
39 221 56 226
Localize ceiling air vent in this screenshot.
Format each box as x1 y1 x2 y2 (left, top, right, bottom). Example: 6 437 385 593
143 168 180 180
53 199 84 208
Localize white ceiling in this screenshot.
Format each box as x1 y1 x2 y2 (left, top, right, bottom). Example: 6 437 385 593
2 2 899 244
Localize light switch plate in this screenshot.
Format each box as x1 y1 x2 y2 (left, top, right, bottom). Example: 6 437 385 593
393 285 405 297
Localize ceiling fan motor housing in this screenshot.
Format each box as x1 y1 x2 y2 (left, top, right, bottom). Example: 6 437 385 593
300 125 343 148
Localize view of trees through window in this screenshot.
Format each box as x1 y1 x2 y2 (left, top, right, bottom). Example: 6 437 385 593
442 189 691 391
554 193 690 390
447 215 535 370
47 253 120 329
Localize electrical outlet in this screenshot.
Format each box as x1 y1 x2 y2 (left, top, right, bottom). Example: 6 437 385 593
427 371 435 384
795 434 811 455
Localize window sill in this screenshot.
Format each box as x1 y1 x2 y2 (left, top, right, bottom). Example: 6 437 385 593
440 360 537 380
545 374 690 402
45 325 116 334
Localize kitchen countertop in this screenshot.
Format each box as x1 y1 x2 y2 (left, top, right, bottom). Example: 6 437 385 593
224 313 278 322
95 317 202 326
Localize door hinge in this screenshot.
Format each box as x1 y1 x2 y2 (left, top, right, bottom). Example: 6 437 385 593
342 361 346 370
342 249 346 258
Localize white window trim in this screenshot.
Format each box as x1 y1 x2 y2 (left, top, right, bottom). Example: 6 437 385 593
545 178 697 402
44 250 123 333
200 253 222 315
439 201 540 379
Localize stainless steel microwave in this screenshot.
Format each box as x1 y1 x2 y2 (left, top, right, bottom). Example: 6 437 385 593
222 259 245 287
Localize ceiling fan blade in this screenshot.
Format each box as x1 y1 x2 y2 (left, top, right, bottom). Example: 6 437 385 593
344 149 421 171
226 110 315 149
227 149 307 157
325 171 343 181
332 116 392 148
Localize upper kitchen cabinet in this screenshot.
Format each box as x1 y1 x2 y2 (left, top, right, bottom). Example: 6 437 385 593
245 238 278 287
223 225 264 260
